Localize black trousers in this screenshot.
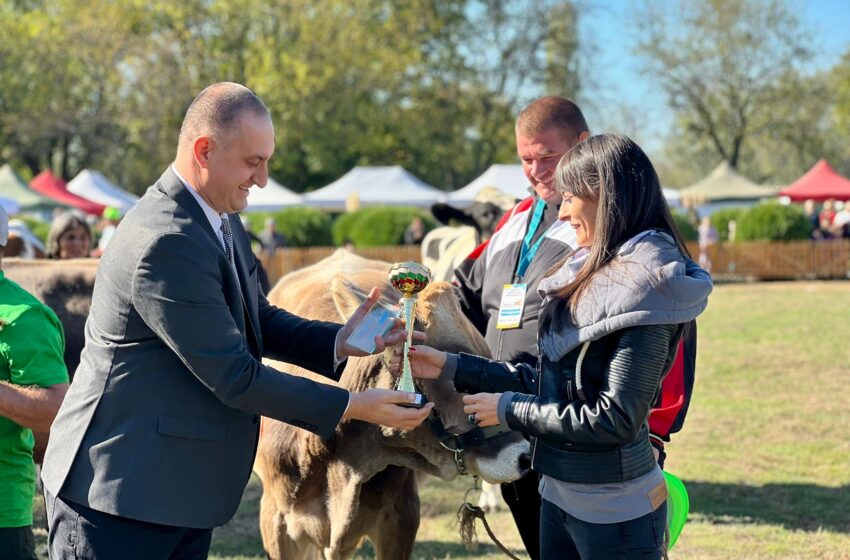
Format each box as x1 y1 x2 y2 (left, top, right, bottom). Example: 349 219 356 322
0 526 37 560
45 491 213 560
501 471 542 560
539 498 667 560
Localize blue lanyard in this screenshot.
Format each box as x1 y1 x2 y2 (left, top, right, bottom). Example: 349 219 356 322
515 199 547 280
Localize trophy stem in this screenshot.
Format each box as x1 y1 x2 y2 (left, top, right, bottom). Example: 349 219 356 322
398 295 417 394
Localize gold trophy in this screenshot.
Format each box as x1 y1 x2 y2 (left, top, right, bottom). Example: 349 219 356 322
389 262 431 408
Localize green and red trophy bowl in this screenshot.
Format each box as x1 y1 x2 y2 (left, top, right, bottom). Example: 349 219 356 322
389 262 431 408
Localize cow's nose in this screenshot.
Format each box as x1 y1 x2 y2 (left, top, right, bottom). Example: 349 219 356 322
518 452 531 474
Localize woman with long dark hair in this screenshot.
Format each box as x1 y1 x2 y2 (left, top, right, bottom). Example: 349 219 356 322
401 134 712 559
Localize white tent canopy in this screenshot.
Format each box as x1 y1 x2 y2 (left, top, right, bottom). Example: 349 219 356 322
246 177 303 211
304 166 443 211
663 188 683 208
67 169 138 213
447 164 529 206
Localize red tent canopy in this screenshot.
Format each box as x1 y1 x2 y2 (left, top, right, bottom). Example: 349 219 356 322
29 170 106 215
779 160 850 203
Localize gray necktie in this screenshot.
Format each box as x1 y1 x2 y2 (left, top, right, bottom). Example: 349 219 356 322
220 214 240 281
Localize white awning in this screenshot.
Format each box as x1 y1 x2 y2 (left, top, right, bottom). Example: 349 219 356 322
304 166 443 211
246 177 303 211
67 169 138 213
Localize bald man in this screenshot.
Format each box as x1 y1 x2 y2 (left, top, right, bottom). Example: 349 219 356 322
41 83 432 558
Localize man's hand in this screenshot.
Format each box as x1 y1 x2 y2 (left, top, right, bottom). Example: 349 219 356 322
336 287 425 359
388 345 447 379
462 392 501 428
343 388 434 430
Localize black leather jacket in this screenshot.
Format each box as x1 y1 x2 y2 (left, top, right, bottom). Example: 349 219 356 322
453 302 682 484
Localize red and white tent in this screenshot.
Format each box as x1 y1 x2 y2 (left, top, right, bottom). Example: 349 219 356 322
779 160 850 203
30 170 106 216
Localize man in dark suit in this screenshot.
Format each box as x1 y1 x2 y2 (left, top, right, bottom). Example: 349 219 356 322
41 82 433 559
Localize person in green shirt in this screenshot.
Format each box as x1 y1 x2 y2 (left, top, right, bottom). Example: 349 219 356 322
0 204 69 560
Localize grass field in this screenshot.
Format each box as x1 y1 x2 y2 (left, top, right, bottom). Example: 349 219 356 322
33 281 850 559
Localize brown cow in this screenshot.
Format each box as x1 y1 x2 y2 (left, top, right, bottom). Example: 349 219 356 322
255 250 530 560
2 257 98 379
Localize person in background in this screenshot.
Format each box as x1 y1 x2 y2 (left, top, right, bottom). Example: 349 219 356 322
92 207 123 256
698 216 719 272
803 199 819 237
46 212 91 259
259 216 287 255
0 204 70 560
832 201 850 238
404 134 712 559
403 216 426 245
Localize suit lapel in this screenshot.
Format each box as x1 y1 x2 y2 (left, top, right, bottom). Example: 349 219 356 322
230 216 262 355
158 167 261 354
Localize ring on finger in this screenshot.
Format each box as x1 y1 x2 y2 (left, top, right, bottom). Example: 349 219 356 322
468 412 478 425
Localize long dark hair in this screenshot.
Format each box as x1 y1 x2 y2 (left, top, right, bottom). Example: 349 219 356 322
553 134 690 311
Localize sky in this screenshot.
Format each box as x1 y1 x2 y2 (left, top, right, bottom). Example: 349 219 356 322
578 0 850 154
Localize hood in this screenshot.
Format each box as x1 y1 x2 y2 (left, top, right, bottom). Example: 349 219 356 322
538 230 712 362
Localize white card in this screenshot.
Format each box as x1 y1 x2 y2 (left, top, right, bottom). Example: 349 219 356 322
496 283 527 330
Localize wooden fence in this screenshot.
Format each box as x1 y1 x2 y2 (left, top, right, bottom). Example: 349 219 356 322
259 241 850 286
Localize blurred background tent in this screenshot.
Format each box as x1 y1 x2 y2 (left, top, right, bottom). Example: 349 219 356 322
663 187 683 209
680 162 775 217
30 170 106 216
304 166 443 211
0 164 67 214
66 169 138 214
245 177 303 212
0 196 21 215
447 164 529 207
778 160 850 203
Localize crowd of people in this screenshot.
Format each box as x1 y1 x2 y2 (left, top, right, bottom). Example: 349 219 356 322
806 198 850 240
0 85 714 560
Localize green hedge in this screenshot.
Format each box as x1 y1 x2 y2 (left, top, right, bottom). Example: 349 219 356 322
671 210 698 242
735 202 810 242
331 211 362 246
242 207 332 247
709 207 748 241
339 207 436 247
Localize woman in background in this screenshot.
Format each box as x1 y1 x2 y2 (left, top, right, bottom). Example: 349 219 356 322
46 212 91 259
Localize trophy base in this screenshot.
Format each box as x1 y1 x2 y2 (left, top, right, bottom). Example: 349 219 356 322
397 393 426 409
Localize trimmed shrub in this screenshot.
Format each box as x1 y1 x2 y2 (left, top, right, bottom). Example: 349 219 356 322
735 202 810 242
331 211 362 247
709 207 748 241
344 207 436 247
242 207 332 247
671 210 698 242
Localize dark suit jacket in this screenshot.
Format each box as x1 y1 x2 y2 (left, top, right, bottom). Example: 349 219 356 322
42 167 350 528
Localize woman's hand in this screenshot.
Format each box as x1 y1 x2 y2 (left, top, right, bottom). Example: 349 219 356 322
463 392 502 428
389 345 447 379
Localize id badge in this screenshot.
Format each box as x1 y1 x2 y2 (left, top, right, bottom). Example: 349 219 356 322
496 283 527 330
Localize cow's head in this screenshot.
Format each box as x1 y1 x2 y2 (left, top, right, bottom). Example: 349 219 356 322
431 202 504 244
331 276 530 484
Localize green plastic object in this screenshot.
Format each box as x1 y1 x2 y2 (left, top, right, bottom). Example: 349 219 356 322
663 471 689 550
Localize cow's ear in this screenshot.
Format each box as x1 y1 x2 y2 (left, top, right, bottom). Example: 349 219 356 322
330 276 367 321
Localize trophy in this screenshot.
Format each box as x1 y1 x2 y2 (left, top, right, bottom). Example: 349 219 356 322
389 262 431 408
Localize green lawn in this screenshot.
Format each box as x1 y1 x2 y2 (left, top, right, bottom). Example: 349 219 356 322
33 282 850 559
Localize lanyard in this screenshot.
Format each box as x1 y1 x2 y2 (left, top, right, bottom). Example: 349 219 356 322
515 198 547 280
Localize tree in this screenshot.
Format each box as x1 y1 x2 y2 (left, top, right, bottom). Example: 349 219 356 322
635 0 815 174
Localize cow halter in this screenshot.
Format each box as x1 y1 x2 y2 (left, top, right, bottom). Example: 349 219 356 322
426 412 509 476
